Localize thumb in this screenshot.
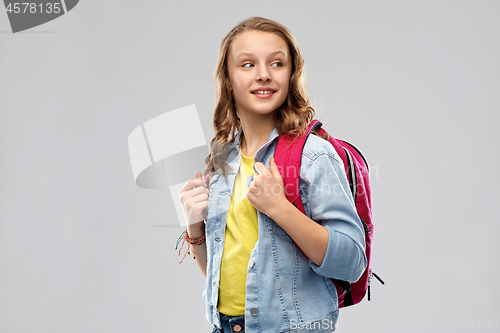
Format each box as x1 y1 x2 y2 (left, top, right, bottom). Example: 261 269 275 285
270 157 281 178
195 171 202 179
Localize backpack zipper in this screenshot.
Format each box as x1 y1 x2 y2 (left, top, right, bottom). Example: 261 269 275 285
368 268 372 301
340 139 369 172
343 147 357 203
344 147 370 235
367 268 385 301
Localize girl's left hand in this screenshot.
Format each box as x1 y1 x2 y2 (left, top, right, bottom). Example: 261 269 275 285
246 157 287 217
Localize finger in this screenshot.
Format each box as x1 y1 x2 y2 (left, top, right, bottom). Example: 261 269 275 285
179 178 206 193
190 171 205 188
254 162 269 175
180 184 207 201
192 186 209 197
250 173 256 182
269 157 282 178
246 186 254 197
190 177 207 188
179 189 198 205
191 201 208 216
190 191 209 203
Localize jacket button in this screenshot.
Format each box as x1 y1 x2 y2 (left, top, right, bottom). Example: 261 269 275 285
233 324 242 332
249 259 255 267
250 307 258 316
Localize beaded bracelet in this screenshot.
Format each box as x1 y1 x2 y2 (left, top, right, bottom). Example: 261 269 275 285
176 226 206 263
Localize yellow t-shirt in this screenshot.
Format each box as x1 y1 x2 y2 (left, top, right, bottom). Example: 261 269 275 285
217 147 258 316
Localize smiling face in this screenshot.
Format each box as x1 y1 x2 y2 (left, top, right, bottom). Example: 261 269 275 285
226 30 292 119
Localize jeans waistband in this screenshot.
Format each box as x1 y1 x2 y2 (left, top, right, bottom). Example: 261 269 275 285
220 313 245 333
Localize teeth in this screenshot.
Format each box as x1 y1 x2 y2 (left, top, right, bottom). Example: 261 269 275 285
253 90 274 94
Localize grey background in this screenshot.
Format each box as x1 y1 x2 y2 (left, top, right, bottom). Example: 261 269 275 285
1 1 499 332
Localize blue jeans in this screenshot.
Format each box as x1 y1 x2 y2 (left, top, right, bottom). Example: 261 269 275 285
211 313 245 333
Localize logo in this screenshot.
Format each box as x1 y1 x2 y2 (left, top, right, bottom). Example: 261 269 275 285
128 105 209 227
3 0 79 33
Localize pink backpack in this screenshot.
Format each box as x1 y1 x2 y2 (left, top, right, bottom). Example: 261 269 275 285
274 119 383 307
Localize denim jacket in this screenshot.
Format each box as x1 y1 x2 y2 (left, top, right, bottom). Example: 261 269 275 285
204 126 367 333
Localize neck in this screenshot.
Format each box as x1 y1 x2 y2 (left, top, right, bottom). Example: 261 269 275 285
239 112 275 157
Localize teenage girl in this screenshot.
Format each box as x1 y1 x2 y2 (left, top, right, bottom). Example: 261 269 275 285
178 17 367 333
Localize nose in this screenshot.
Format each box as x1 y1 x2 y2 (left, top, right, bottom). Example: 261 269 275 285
256 66 271 82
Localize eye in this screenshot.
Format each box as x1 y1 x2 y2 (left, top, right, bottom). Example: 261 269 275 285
271 62 283 67
242 63 254 68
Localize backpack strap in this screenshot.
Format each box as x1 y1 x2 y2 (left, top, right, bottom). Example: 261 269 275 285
274 120 323 257
274 120 322 215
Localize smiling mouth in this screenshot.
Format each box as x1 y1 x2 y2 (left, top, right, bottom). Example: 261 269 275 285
251 90 276 95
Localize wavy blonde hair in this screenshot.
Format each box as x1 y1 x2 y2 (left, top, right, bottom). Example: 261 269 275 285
204 17 327 182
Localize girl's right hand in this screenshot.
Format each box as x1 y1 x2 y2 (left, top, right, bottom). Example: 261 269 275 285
178 171 210 229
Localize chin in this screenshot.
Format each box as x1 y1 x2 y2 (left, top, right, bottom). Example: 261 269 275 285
253 103 283 114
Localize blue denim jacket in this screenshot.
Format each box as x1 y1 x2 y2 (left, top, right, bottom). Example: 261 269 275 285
204 126 367 333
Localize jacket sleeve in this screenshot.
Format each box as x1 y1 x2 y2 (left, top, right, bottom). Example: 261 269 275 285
302 150 367 282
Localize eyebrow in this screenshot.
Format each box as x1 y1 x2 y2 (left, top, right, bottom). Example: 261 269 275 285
235 50 287 59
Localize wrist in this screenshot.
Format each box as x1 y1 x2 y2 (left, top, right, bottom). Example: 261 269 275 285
184 225 206 249
187 222 205 239
268 198 292 222
177 224 206 263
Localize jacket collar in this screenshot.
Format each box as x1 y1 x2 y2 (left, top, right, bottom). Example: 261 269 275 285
232 126 280 162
